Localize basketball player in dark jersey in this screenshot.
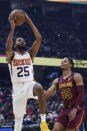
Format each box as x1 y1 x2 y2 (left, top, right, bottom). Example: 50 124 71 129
45 57 85 131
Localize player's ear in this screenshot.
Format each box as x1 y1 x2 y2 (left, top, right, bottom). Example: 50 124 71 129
70 63 72 68
25 42 27 46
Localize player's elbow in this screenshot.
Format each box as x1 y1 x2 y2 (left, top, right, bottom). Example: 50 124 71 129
37 34 42 43
5 47 11 54
44 90 50 99
5 47 9 53
5 42 10 52
5 46 9 55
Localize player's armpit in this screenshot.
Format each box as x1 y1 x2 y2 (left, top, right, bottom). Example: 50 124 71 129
74 73 84 86
44 78 58 99
6 50 14 63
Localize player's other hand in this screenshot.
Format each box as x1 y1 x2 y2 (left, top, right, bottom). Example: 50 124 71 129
68 108 77 121
8 11 16 28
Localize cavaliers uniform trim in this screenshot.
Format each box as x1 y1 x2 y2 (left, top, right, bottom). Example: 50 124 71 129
75 110 85 131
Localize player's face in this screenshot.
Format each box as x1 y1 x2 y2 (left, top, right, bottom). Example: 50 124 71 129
15 38 26 51
61 58 72 70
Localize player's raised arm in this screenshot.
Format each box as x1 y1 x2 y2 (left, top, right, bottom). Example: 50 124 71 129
44 78 58 99
6 13 15 63
25 13 42 59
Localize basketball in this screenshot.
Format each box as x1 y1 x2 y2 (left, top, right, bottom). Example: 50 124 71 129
11 10 26 26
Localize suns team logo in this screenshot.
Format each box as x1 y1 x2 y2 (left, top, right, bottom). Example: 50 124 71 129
13 58 31 66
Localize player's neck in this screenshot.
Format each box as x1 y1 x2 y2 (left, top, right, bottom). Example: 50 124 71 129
16 49 25 54
63 69 72 79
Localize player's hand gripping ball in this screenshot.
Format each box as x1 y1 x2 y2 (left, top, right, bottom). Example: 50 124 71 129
10 9 26 26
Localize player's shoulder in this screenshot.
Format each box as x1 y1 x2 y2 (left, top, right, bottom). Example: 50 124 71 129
25 49 31 56
25 51 29 55
26 48 31 53
74 72 83 81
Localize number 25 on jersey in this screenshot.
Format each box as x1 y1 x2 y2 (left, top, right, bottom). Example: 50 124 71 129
17 66 29 77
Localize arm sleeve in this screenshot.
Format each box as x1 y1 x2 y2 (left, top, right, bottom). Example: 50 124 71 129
75 85 85 109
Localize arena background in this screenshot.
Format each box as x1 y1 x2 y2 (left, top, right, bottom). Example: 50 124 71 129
0 0 87 131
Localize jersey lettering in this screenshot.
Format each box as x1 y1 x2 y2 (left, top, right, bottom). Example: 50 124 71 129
13 58 31 66
59 82 73 89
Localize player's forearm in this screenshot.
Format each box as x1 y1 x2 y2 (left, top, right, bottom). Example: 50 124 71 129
45 87 56 99
44 90 52 99
6 27 15 51
26 16 42 41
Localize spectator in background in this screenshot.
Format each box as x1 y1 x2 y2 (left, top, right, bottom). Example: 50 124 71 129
0 113 5 127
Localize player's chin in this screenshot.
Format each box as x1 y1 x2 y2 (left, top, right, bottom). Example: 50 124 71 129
61 67 65 71
19 42 25 46
61 65 64 69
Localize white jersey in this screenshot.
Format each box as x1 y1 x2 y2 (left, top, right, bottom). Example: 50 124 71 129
8 51 34 85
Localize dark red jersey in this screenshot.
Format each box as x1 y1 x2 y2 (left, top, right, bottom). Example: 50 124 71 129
58 72 84 107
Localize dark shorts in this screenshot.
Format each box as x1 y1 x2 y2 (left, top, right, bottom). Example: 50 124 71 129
55 108 85 130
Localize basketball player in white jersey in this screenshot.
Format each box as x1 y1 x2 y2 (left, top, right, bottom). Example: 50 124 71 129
5 10 50 131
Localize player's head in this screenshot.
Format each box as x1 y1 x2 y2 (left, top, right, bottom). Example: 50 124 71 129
61 57 74 71
15 37 26 51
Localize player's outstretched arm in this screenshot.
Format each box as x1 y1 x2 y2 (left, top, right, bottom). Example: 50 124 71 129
25 13 42 59
6 13 15 63
44 78 58 99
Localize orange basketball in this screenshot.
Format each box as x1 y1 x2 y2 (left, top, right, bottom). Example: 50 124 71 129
11 10 26 26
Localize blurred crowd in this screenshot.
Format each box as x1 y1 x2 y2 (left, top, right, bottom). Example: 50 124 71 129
0 86 63 130
0 5 87 60
0 86 86 130
0 22 87 60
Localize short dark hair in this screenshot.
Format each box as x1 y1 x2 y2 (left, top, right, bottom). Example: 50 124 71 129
67 57 74 70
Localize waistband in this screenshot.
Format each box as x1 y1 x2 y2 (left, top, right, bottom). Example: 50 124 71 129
64 104 75 109
64 102 84 109
13 81 34 86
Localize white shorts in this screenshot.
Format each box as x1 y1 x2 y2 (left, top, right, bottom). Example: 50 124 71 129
12 81 38 118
